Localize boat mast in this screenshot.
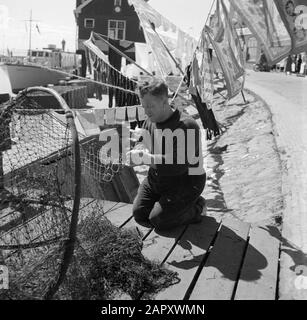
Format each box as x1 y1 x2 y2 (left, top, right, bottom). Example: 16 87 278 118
25 10 39 62
29 10 32 61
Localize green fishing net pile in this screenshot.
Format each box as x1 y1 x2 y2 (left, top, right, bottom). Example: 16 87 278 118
56 215 179 300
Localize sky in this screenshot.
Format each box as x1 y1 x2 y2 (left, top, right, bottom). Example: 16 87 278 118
0 0 213 55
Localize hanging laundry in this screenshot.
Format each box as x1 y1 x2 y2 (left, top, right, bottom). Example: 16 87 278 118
76 110 100 136
84 33 140 109
85 47 92 75
185 63 220 140
229 0 292 65
189 30 215 108
115 107 127 124
176 30 198 73
127 106 137 123
83 31 161 131
137 106 146 121
108 38 122 71
105 108 116 125
128 0 197 78
206 0 245 99
274 0 307 54
94 109 105 127
210 0 224 42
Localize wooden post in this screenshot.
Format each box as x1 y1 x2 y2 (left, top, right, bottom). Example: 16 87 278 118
150 23 185 76
170 76 185 104
205 0 217 27
241 90 247 104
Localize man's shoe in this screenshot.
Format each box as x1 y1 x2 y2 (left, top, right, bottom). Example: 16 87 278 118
196 196 206 214
188 196 207 225
185 200 204 225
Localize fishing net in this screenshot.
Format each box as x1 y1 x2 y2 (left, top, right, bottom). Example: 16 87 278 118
0 87 179 300
56 214 180 300
79 133 124 184
0 87 82 299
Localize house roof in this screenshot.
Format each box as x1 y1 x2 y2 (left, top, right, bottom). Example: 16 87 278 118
74 0 94 19
74 0 150 19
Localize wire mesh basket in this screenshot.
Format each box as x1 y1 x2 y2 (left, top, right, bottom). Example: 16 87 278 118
0 87 81 299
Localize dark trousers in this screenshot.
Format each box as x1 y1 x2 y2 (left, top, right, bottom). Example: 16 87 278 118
133 168 206 230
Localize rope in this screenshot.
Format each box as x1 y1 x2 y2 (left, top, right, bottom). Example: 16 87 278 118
93 32 153 77
89 32 140 81
16 63 138 95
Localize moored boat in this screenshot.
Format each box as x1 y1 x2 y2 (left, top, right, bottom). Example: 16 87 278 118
0 46 82 94
0 62 70 94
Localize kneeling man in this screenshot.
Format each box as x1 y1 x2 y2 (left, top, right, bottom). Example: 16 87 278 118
127 79 206 230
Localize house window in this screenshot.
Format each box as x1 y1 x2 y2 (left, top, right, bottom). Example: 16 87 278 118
114 0 122 6
84 18 95 29
108 20 126 40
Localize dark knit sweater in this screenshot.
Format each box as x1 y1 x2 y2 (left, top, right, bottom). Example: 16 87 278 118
142 108 203 178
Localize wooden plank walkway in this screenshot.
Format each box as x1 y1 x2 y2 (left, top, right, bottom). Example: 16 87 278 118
0 197 284 299
102 201 282 300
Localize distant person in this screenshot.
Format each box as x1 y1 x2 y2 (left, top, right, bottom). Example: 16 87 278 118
296 54 302 73
279 58 286 72
246 49 250 62
301 55 307 75
285 55 293 75
291 54 297 73
258 50 269 71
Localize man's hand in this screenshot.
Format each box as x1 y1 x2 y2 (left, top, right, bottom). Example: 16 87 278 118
126 148 152 167
130 128 145 143
129 128 151 151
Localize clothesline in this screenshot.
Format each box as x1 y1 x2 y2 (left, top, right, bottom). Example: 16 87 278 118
22 63 138 95
93 32 153 77
75 105 146 136
85 33 140 84
84 33 196 110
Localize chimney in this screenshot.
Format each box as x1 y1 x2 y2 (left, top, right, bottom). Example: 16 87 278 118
62 39 66 52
